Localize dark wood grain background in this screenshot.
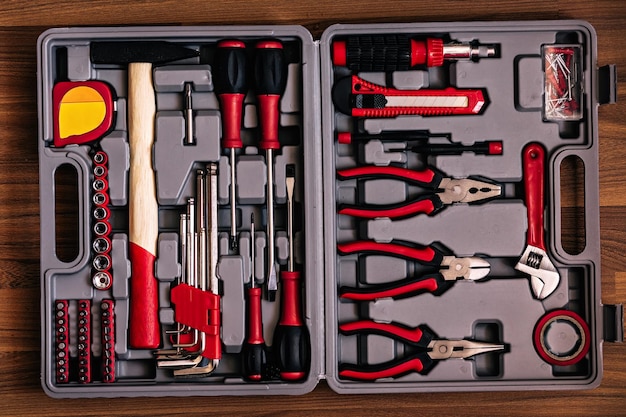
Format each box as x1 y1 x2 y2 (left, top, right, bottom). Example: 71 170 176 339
0 1 625 415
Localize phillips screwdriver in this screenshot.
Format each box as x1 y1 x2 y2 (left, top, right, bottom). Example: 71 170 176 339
273 166 311 381
332 34 497 72
214 40 248 251
242 214 267 381
254 40 287 301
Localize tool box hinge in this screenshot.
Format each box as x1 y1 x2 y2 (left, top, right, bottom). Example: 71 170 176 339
598 65 617 105
602 304 624 343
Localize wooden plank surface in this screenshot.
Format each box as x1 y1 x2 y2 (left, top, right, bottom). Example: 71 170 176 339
0 0 625 415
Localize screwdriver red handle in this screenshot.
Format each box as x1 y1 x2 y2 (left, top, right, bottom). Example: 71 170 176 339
242 286 267 381
522 143 547 251
215 40 247 149
339 273 454 300
273 270 311 381
254 40 287 150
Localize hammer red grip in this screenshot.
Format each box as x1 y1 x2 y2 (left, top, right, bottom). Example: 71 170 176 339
128 243 160 349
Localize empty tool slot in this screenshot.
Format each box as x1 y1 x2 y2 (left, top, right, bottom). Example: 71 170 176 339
54 163 80 263
560 155 586 255
472 321 505 378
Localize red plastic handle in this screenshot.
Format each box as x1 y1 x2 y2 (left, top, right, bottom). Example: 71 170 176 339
246 287 265 344
255 41 286 151
339 356 428 380
337 165 438 186
219 93 245 149
522 143 547 250
128 243 160 349
339 321 426 345
338 197 437 219
340 275 441 301
337 241 440 266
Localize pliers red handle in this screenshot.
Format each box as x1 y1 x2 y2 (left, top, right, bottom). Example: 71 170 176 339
338 320 505 380
338 240 490 300
337 165 501 219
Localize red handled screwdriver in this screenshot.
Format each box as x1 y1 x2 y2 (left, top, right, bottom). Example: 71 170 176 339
332 34 497 71
214 40 248 251
273 166 311 381
254 40 287 301
242 214 267 380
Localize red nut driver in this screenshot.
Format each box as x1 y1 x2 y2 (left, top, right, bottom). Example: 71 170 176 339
338 240 490 300
337 165 501 219
338 320 504 380
332 75 487 118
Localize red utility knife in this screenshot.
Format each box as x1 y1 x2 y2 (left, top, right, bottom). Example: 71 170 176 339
332 75 487 117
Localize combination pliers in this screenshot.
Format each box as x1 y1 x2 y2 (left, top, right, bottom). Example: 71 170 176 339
337 165 501 219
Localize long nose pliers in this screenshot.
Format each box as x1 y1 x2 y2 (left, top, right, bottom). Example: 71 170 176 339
338 240 490 300
337 165 501 219
338 320 505 380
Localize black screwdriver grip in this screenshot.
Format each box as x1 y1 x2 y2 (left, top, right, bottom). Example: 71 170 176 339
254 41 287 96
241 342 267 381
273 323 311 380
214 40 248 95
340 34 412 72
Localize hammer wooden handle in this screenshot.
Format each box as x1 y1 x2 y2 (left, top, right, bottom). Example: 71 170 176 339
128 62 160 349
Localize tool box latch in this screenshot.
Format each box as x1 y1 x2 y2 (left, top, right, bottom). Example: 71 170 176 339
598 65 617 105
603 304 624 343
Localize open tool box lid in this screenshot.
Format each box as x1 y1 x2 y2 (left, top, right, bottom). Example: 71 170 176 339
37 21 621 398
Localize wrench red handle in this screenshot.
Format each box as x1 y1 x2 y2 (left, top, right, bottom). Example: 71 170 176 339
522 143 547 251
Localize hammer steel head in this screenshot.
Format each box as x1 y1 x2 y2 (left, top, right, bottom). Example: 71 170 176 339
91 41 199 65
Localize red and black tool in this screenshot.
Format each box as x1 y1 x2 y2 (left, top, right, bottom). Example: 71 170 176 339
214 39 248 251
337 131 503 156
332 34 497 72
54 300 70 384
273 166 310 381
100 299 116 383
332 75 487 118
533 309 590 366
338 240 489 300
337 165 501 219
338 320 504 380
77 299 92 383
242 214 267 381
254 40 288 302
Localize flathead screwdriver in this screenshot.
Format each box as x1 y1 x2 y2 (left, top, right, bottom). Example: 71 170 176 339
254 40 287 301
214 40 248 251
273 166 310 381
242 214 267 381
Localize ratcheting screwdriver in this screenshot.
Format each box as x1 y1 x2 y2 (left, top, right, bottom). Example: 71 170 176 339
336 131 503 156
337 165 501 219
332 75 487 118
273 166 311 381
214 40 248 251
254 40 287 302
338 240 490 300
332 34 497 72
338 320 505 380
242 214 267 381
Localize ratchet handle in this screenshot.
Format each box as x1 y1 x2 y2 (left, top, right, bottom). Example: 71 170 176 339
254 40 287 150
522 143 547 250
339 354 435 380
337 240 442 266
339 273 453 300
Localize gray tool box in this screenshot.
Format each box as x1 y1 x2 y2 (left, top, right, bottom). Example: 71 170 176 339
37 21 621 398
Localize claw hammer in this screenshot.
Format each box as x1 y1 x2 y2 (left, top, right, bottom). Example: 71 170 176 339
91 41 199 349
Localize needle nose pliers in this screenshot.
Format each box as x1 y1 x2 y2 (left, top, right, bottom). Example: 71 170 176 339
337 165 501 219
338 320 505 380
337 240 490 300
